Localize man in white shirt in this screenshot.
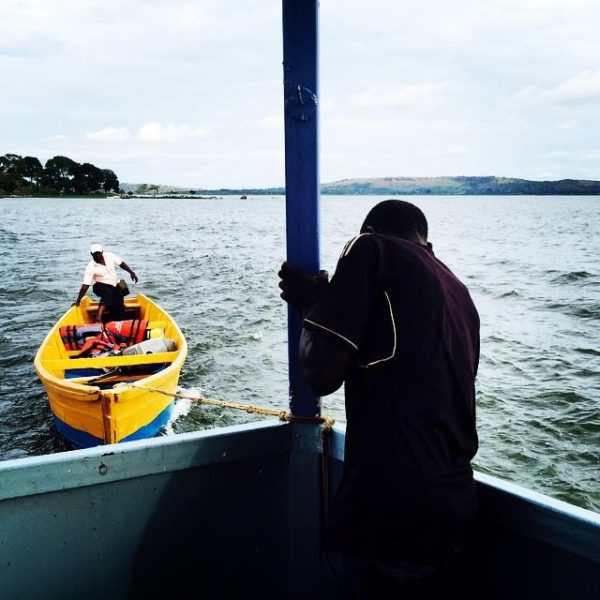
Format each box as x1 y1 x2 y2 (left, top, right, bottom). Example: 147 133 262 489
74 243 139 323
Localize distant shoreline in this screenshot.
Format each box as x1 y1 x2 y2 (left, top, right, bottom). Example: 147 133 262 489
3 174 600 199
3 192 600 199
120 175 600 196
3 191 600 199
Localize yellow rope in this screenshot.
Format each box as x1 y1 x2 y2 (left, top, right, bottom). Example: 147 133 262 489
132 383 335 429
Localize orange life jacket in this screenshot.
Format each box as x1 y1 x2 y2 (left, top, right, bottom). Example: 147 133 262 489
60 324 103 351
76 330 122 358
62 319 148 357
104 319 148 346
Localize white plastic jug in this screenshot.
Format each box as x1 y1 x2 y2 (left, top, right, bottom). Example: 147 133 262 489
122 338 177 356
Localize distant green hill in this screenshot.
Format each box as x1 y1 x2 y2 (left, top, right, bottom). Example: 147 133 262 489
320 176 600 195
120 176 600 196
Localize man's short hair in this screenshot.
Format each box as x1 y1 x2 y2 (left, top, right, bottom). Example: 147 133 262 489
360 199 428 241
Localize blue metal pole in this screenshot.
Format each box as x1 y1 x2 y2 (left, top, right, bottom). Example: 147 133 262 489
282 0 320 417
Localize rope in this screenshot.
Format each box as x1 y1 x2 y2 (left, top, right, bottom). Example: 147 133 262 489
321 424 333 522
130 383 336 429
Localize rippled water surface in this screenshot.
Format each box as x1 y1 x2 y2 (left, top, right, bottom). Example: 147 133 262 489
0 195 598 511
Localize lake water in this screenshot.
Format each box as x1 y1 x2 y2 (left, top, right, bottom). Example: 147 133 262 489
0 195 598 512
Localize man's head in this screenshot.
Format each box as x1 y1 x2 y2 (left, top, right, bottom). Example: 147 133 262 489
360 199 428 244
90 243 103 262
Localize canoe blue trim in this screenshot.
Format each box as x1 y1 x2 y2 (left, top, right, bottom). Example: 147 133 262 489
53 418 103 449
121 401 174 443
53 401 174 449
65 368 104 379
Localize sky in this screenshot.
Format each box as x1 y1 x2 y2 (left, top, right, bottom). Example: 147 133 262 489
2 0 600 188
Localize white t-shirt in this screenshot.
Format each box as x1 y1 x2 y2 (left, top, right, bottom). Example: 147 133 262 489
82 251 122 286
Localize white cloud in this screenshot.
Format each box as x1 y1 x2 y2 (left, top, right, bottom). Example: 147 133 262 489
83 123 211 144
348 84 445 112
137 122 211 142
544 71 600 103
513 86 538 101
542 150 570 159
0 36 62 57
445 145 469 156
582 149 600 161
259 115 283 129
84 127 132 142
556 120 577 130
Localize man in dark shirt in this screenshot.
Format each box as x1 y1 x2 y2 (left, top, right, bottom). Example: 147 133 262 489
279 200 480 597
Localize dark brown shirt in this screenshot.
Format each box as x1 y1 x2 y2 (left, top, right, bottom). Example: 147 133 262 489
305 233 480 565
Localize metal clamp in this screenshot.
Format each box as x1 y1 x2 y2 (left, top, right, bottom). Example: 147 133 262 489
285 84 318 123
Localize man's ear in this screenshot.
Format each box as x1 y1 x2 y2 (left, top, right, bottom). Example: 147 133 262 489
365 225 376 234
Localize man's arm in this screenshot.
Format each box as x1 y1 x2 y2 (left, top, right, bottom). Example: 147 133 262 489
300 328 355 396
278 262 328 316
119 261 138 283
279 260 352 394
280 235 377 396
74 284 90 306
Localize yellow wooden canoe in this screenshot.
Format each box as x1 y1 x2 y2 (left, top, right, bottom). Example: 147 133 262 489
34 294 188 448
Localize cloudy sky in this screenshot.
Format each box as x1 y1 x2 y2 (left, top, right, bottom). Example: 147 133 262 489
2 0 599 188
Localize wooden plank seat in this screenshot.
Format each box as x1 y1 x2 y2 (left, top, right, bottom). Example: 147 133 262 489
84 303 142 314
45 351 179 370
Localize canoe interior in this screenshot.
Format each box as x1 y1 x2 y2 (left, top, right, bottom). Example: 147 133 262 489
36 294 184 385
34 294 187 446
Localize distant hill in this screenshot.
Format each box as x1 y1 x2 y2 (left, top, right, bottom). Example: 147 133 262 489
121 176 600 196
320 176 600 195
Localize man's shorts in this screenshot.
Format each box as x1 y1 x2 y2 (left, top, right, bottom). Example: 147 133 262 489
92 282 124 322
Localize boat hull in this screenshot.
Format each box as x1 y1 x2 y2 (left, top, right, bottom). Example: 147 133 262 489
0 422 598 599
34 294 187 446
53 401 174 449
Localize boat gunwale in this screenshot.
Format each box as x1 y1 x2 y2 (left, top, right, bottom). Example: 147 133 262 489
0 419 291 501
0 420 597 566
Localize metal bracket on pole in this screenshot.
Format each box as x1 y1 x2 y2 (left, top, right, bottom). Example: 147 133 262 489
285 85 318 123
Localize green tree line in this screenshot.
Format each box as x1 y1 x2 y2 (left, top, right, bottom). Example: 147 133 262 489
0 153 120 196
